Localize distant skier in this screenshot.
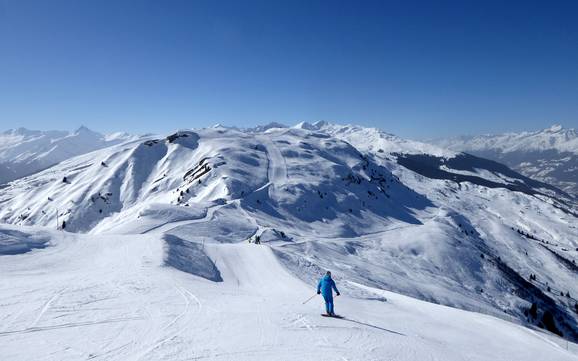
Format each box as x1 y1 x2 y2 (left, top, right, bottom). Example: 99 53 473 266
317 271 340 316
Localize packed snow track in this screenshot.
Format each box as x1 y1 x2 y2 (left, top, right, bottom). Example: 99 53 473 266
1 226 577 361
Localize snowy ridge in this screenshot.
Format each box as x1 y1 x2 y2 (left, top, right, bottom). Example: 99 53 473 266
1 123 578 360
294 121 457 157
0 126 136 185
435 124 578 154
298 121 571 199
432 125 578 196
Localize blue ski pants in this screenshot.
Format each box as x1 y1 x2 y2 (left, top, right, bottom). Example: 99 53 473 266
323 296 334 314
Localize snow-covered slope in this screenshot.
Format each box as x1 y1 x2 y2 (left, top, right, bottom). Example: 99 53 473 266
435 125 578 154
299 121 572 199
432 125 578 196
1 124 578 359
295 121 456 157
1 224 577 361
0 127 425 235
0 126 135 185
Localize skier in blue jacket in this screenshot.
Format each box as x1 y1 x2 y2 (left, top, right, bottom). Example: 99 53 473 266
317 271 340 316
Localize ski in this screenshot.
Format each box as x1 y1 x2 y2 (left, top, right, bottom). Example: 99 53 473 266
321 314 344 319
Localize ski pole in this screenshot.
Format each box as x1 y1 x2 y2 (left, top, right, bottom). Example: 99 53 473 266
302 293 317 304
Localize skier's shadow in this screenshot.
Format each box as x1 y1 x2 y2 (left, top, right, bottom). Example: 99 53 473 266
342 318 406 336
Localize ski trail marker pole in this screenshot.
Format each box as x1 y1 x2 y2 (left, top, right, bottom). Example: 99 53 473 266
302 294 317 304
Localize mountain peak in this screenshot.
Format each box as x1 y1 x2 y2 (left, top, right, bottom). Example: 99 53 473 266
293 120 330 130
3 127 39 136
248 122 287 132
74 125 96 135
546 124 563 133
293 121 314 130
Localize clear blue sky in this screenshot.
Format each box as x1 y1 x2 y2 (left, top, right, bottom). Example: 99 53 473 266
1 0 577 138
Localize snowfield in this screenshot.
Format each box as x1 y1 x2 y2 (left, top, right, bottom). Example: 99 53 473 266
432 124 578 196
1 123 578 360
0 126 135 186
1 225 577 361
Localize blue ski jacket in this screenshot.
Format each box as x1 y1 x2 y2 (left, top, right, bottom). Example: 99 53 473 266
317 275 339 300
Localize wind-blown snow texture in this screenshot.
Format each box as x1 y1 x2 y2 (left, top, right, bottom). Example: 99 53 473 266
1 123 578 360
433 124 578 197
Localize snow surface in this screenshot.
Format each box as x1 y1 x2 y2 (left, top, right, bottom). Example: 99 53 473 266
1 124 578 360
294 121 457 158
434 125 578 154
1 224 577 360
0 126 136 185
432 125 578 196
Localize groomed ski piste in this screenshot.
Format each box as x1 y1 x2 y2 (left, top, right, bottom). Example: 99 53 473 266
1 124 578 360
2 225 577 361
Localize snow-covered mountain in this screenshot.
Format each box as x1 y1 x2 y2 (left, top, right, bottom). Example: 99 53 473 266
432 125 578 197
0 126 135 185
297 121 573 198
1 123 578 359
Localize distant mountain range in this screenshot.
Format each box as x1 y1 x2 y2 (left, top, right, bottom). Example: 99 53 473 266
432 125 578 197
0 126 135 185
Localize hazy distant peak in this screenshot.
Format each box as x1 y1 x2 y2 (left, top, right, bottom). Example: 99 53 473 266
248 122 288 132
105 131 134 141
0 127 135 185
293 120 329 130
3 127 41 136
293 121 313 130
431 123 578 196
74 125 96 134
293 120 456 157
546 124 563 132
436 124 578 154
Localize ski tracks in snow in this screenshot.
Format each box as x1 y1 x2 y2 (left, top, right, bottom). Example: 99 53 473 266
131 284 202 361
260 135 288 187
255 134 288 198
294 314 332 347
114 235 205 361
291 314 351 361
29 286 69 329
